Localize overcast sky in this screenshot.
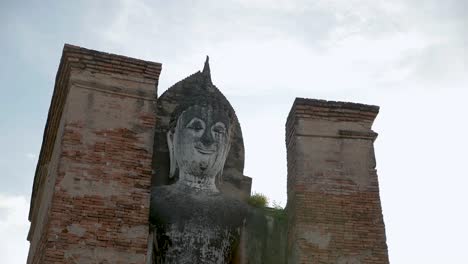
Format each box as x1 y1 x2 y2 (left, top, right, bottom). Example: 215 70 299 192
1 0 467 263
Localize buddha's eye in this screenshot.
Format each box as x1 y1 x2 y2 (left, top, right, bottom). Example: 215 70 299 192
187 119 205 132
212 123 226 135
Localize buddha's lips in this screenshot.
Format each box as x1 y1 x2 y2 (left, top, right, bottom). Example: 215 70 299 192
195 146 216 154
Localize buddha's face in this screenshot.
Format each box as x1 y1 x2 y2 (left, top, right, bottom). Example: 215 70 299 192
171 105 231 182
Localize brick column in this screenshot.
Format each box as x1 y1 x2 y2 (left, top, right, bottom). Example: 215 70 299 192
286 98 389 264
27 45 161 263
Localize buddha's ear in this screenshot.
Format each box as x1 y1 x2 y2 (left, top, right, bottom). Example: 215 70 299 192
167 129 177 178
216 140 231 186
216 168 224 186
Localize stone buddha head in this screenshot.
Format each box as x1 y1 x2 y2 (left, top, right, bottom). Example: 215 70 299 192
166 58 234 192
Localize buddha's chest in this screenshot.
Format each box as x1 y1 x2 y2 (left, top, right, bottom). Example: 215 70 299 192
151 191 246 263
162 219 240 263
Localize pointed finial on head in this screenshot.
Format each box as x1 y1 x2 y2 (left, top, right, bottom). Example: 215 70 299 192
202 55 212 84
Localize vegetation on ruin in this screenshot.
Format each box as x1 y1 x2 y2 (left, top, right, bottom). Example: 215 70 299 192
248 192 269 208
268 204 287 223
248 192 287 223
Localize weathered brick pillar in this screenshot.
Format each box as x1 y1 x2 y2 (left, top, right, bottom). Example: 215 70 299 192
285 98 389 264
27 45 161 263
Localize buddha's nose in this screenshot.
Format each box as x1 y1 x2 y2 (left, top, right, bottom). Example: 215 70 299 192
200 128 215 147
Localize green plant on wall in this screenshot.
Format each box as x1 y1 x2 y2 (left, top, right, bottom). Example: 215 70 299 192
247 192 269 208
247 193 286 222
271 200 283 210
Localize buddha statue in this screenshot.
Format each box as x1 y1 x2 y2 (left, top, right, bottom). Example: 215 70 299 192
149 58 248 264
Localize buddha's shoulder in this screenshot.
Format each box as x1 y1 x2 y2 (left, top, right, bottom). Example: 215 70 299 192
151 185 174 198
150 186 180 211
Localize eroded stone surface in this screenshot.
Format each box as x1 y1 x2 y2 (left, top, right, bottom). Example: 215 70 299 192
285 98 389 264
151 185 247 263
26 44 160 264
149 59 249 263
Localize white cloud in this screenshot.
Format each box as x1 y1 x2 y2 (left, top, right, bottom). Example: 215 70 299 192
25 153 37 162
0 194 29 264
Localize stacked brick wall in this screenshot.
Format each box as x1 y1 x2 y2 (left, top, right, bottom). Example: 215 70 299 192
27 44 161 263
286 98 389 263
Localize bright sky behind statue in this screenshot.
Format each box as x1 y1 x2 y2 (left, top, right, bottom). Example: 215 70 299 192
1 0 467 263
